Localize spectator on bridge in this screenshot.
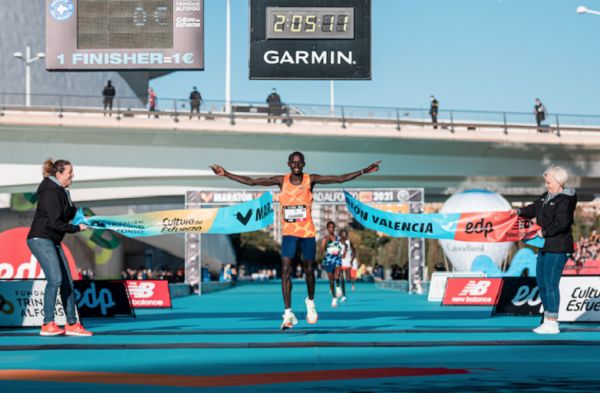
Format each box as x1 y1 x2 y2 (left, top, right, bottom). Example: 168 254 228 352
534 98 547 131
148 88 157 118
513 165 577 334
189 86 202 120
266 88 283 123
429 95 439 129
27 159 92 337
102 80 116 117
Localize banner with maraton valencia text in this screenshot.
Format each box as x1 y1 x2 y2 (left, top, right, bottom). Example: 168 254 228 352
74 193 274 237
344 191 541 243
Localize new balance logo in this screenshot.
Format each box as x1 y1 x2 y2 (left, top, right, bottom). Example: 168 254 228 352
458 280 492 296
128 282 155 299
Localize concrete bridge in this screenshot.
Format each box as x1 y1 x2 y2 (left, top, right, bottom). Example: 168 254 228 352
1 105 599 205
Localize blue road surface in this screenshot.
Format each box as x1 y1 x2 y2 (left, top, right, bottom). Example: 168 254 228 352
1 281 600 392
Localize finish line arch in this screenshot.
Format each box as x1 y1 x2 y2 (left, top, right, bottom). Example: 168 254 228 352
185 188 425 293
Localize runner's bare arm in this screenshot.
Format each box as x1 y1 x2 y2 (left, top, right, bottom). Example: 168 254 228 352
320 238 328 254
311 161 381 185
210 165 283 187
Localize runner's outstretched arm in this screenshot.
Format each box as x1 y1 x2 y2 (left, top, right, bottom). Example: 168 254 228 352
210 165 283 187
311 161 381 185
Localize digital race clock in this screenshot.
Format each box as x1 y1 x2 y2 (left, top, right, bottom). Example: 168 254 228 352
250 0 371 80
46 0 204 70
266 7 354 39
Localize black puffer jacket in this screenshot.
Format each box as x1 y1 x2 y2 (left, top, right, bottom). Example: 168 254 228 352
27 177 80 244
518 189 577 254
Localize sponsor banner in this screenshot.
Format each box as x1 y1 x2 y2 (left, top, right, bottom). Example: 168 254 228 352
442 278 503 306
428 272 485 302
0 280 68 327
492 277 543 316
344 191 541 243
558 276 600 322
0 227 78 280
74 193 273 237
73 281 134 318
126 280 172 308
188 189 423 205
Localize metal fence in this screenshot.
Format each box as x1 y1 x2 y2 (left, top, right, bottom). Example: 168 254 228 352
2 91 600 134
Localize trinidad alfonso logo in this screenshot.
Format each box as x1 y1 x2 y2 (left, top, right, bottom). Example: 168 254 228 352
49 0 74 21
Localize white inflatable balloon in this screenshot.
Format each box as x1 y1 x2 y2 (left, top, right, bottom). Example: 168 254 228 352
439 189 512 272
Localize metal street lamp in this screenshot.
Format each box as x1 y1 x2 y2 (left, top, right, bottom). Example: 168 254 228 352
577 5 600 16
13 45 45 107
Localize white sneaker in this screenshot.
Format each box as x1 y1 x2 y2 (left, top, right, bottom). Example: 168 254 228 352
340 296 347 303
331 298 338 308
335 287 343 298
533 321 560 334
305 297 318 325
280 311 298 331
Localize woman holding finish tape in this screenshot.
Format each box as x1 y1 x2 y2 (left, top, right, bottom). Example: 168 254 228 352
27 159 92 337
514 165 577 334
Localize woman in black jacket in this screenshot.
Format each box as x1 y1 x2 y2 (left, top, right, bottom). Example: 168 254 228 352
515 165 577 334
27 159 91 337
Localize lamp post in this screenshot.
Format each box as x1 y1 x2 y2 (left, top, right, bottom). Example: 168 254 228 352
225 0 231 114
576 5 600 16
13 45 45 107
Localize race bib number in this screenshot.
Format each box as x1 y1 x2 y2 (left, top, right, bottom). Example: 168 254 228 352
283 205 307 223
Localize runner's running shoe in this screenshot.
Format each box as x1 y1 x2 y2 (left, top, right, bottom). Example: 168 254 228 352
305 297 318 325
331 298 338 308
280 311 298 330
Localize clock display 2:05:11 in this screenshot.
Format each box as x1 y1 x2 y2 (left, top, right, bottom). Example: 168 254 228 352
266 7 354 39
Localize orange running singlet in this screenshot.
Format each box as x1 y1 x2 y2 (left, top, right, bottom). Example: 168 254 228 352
280 173 316 238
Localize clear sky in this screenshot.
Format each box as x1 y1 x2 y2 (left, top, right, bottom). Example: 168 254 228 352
151 0 600 115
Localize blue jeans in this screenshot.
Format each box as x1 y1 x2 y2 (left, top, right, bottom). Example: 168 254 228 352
536 252 569 319
27 238 77 325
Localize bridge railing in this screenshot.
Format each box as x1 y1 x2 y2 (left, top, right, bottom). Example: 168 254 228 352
2 92 600 135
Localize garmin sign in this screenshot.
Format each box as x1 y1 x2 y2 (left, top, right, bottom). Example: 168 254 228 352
249 0 371 80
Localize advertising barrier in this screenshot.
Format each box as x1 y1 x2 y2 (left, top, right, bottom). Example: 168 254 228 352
126 280 172 308
428 272 485 302
73 281 134 318
442 277 503 306
492 277 543 316
0 280 68 327
558 276 600 322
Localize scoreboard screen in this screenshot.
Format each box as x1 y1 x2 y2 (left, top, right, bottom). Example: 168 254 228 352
46 0 204 70
250 0 371 80
77 0 174 49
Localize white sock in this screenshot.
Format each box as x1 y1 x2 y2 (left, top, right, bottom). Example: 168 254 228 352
284 308 292 315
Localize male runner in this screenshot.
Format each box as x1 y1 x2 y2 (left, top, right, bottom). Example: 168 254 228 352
210 152 380 329
339 229 356 301
321 221 343 308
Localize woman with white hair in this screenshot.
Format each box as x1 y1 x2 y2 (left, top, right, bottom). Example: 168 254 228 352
514 165 577 334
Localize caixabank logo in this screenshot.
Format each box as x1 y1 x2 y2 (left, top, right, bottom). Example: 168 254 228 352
0 227 78 280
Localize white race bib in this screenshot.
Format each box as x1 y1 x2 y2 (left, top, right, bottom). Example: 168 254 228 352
283 205 307 222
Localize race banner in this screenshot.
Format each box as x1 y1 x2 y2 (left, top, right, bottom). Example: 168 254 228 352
74 193 274 237
344 191 541 243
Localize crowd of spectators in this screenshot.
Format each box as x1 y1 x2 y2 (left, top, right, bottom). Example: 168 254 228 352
120 268 185 283
573 231 600 266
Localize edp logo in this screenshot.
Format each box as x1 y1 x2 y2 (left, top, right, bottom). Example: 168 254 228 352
75 282 115 316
